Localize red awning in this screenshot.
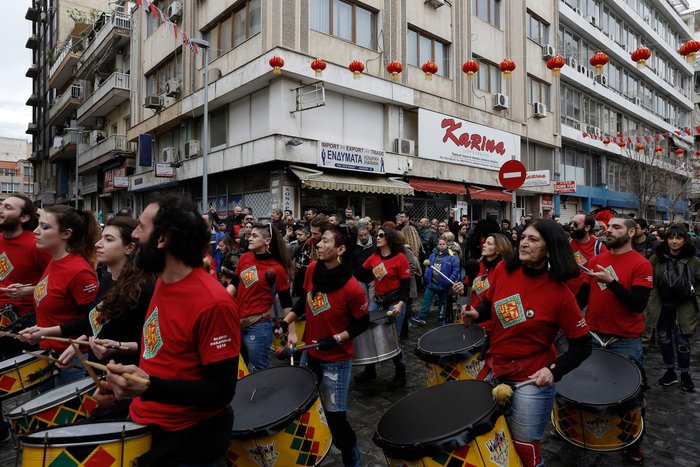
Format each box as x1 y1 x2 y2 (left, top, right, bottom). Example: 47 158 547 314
409 177 511 201
408 178 466 194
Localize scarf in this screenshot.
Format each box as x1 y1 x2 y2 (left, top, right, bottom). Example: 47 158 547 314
312 258 354 294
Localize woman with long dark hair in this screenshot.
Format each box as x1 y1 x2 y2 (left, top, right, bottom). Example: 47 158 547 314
20 205 100 384
462 220 591 467
278 225 368 466
233 223 294 371
357 227 411 389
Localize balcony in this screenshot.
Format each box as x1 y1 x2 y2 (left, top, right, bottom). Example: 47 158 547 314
25 35 38 49
76 72 130 126
26 64 39 78
26 123 38 135
77 135 135 173
25 6 39 21
75 12 131 79
48 39 80 90
49 132 81 163
48 84 83 125
25 94 38 107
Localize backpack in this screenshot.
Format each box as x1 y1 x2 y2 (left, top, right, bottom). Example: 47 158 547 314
658 258 695 300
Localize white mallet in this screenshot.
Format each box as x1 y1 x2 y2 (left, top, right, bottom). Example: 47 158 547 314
430 265 456 286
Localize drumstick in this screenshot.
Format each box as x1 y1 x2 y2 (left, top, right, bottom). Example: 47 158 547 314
41 335 128 351
0 330 22 339
295 343 320 351
72 343 102 389
22 350 68 366
492 379 537 406
430 265 456 286
83 360 151 386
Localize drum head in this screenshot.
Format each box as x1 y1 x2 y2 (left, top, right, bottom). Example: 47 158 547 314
556 349 642 407
373 380 500 460
415 324 486 363
0 352 42 371
22 421 150 445
232 366 318 439
8 377 95 417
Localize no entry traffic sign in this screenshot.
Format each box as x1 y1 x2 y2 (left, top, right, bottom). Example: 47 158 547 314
498 160 527 190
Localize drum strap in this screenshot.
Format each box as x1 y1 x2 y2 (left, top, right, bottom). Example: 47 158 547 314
589 331 618 349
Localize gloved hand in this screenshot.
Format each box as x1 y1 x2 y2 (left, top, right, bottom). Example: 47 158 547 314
316 335 339 351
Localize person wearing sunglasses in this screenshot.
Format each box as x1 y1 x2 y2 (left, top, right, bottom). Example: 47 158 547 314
357 227 411 389
233 223 295 371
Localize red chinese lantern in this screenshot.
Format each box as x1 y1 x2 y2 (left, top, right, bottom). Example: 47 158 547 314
617 140 626 148
636 143 645 153
655 145 664 155
386 61 403 82
696 149 700 158
631 47 651 68
499 59 516 79
589 52 609 75
269 56 284 75
349 60 365 79
680 40 700 62
675 148 685 157
546 56 566 76
310 58 326 78
421 61 438 80
603 137 611 146
462 60 479 80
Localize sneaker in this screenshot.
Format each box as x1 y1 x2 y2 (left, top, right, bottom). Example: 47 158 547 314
680 372 695 392
354 365 376 383
624 443 644 463
658 369 678 386
410 316 426 326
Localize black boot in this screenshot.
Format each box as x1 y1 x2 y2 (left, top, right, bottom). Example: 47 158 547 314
388 362 406 389
354 364 376 383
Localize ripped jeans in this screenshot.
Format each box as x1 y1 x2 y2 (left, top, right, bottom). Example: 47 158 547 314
306 356 352 412
657 304 692 372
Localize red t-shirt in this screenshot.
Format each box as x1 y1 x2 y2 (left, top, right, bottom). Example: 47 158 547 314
482 262 589 381
0 231 51 315
362 252 410 298
234 252 289 318
302 262 368 361
35 253 98 352
130 268 240 431
585 249 653 338
567 237 608 295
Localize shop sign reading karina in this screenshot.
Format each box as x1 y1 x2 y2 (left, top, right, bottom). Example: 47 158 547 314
317 142 385 174
418 109 521 171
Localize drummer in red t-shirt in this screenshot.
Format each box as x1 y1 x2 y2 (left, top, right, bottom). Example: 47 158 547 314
566 213 607 295
278 225 369 467
462 220 591 467
100 195 240 465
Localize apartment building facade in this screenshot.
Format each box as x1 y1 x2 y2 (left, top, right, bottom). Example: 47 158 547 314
0 138 35 199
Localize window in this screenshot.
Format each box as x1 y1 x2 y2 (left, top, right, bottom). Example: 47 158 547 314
146 51 183 97
205 0 261 61
527 75 550 107
24 166 33 177
24 184 34 195
209 107 227 149
473 0 501 27
146 0 167 37
310 0 377 49
527 11 549 45
407 28 450 77
474 58 501 94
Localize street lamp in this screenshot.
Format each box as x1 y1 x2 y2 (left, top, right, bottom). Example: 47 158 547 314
190 39 210 212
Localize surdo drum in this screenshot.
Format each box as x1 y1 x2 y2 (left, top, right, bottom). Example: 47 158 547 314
352 308 400 365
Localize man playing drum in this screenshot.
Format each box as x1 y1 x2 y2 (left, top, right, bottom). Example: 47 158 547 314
577 214 653 463
97 194 241 465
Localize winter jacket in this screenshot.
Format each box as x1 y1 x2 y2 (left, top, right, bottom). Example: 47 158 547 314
352 237 375 284
404 244 421 299
423 248 460 291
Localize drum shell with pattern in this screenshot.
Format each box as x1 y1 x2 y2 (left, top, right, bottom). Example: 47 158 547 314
21 421 152 466
272 319 306 350
0 351 53 401
8 377 97 436
415 324 489 386
227 366 332 467
551 349 644 451
374 380 522 467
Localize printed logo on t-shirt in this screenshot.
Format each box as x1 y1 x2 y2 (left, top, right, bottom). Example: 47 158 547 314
240 266 259 288
89 304 106 337
372 263 388 281
34 276 48 306
307 291 331 316
494 293 526 329
142 307 163 360
473 276 490 296
0 252 14 281
83 282 98 294
596 265 619 291
573 250 587 266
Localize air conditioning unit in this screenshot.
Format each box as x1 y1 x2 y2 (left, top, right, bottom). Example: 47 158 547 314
586 68 595 79
542 44 555 59
424 0 445 8
566 57 578 69
164 79 181 97
594 74 608 86
144 95 163 110
633 97 641 106
161 147 179 164
577 64 588 75
493 93 509 109
167 1 183 21
184 139 201 159
533 102 547 118
585 16 596 27
163 96 176 107
394 138 415 155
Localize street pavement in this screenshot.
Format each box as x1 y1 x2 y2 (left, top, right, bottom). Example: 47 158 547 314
0 316 697 466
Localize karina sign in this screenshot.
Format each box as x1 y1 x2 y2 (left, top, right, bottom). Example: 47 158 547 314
317 142 385 174
418 109 520 170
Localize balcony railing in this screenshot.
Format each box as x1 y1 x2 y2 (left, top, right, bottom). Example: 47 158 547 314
77 72 130 119
49 132 81 159
77 12 131 72
78 134 133 168
48 84 83 122
49 38 75 80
